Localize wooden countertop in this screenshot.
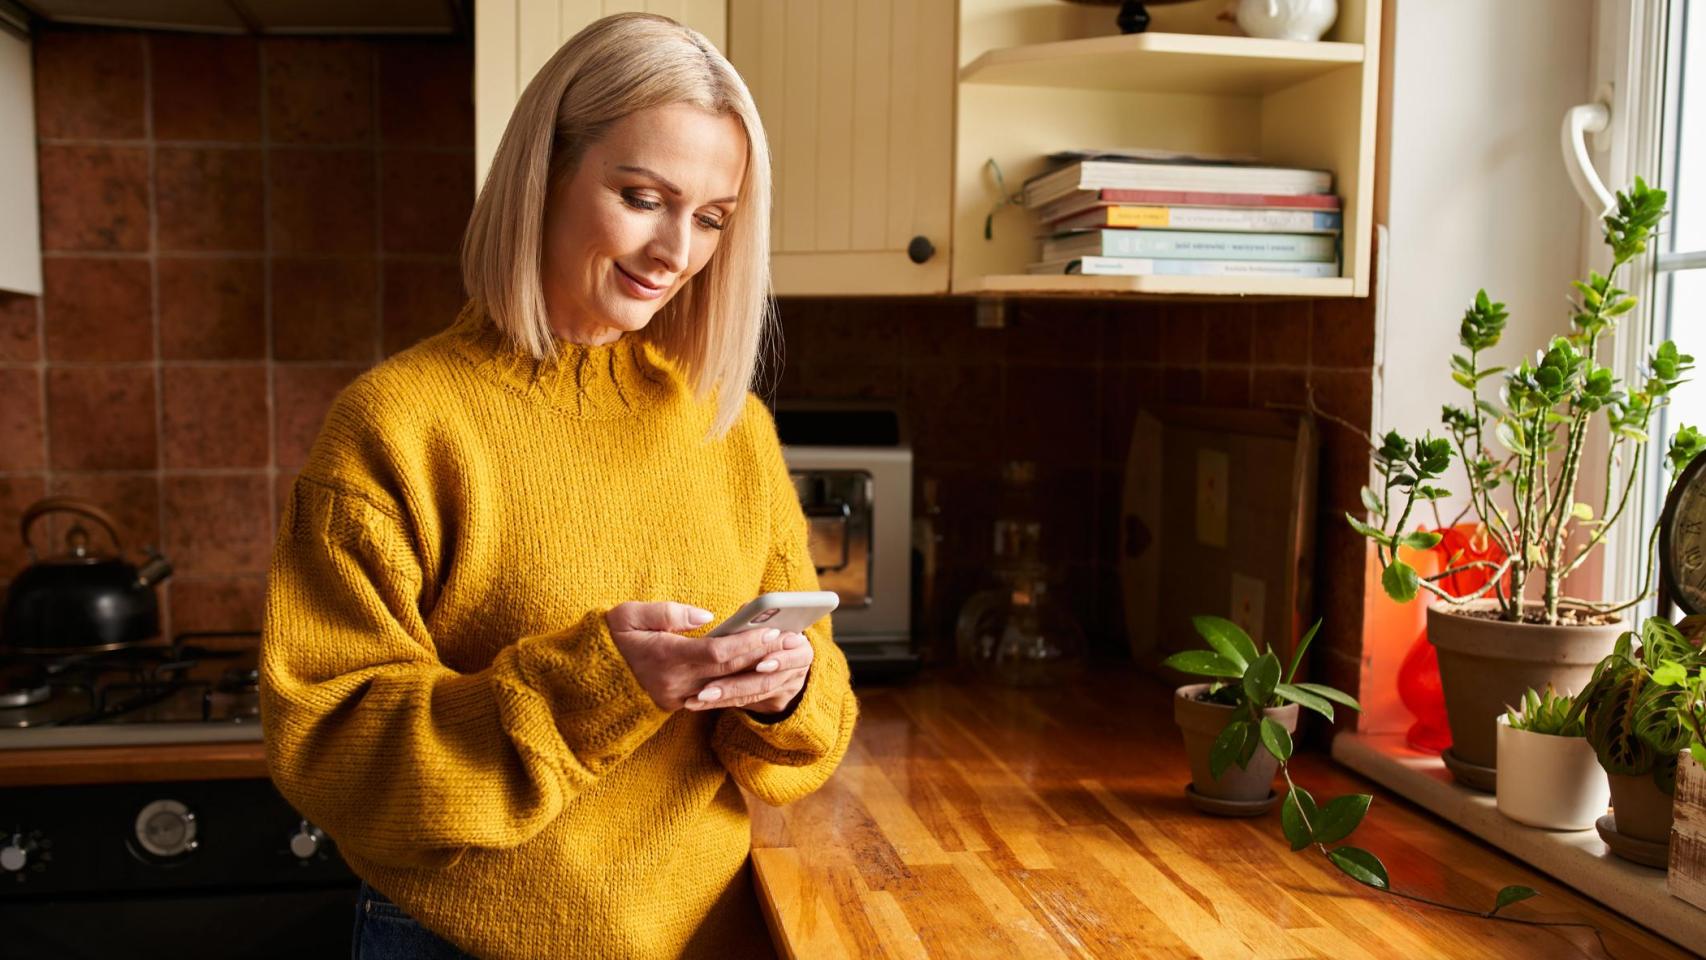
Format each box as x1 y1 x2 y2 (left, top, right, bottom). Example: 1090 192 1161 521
746 669 1693 959
0 741 267 787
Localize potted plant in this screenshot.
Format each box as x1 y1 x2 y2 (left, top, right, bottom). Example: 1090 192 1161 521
1347 179 1700 790
1566 616 1706 864
1165 616 1358 815
1494 686 1608 831
1173 611 1623 945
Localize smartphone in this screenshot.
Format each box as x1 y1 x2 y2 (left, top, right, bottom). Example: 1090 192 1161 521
705 591 840 637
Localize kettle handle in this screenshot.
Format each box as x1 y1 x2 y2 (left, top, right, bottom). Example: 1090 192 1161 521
20 496 125 559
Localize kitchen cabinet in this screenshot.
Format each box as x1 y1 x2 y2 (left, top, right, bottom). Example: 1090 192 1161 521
727 0 956 295
474 0 727 186
953 0 1381 298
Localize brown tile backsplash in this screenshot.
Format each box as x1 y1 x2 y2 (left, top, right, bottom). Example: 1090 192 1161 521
158 258 267 360
4 26 1378 684
156 147 266 252
161 365 270 469
162 474 273 574
268 149 378 255
42 257 153 362
2 27 472 643
38 145 150 252
150 35 261 143
271 259 378 361
32 31 146 141
264 39 374 146
0 369 44 471
46 366 158 470
0 293 39 362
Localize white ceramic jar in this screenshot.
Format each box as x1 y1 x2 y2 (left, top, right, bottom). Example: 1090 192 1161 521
1234 0 1339 42
1494 714 1611 831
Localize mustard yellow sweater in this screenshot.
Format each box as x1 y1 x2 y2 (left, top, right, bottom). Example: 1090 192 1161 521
259 305 857 959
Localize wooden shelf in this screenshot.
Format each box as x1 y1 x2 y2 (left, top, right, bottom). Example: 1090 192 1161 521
959 32 1364 95
1332 730 1706 952
956 272 1355 298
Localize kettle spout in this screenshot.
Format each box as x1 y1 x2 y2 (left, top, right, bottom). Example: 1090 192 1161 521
135 549 174 588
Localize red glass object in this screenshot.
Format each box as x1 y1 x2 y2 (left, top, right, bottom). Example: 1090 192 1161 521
1395 523 1508 754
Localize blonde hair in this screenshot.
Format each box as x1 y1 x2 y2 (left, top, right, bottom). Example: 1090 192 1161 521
462 12 773 438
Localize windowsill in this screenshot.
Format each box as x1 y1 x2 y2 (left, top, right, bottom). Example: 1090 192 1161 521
1331 731 1706 950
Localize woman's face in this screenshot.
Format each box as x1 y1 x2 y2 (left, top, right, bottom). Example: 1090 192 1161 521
540 102 748 345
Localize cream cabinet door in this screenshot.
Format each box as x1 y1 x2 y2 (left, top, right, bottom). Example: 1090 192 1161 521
475 1 728 186
729 0 955 295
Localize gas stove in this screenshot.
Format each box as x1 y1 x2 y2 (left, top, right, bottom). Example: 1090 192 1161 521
0 632 264 748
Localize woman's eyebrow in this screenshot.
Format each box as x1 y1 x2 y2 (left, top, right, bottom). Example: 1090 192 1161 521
616 164 738 205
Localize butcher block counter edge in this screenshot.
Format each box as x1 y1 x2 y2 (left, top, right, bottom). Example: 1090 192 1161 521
0 742 269 787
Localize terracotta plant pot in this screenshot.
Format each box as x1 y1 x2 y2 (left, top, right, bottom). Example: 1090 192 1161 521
1428 602 1622 788
1494 714 1609 830
1174 683 1300 805
1608 771 1676 846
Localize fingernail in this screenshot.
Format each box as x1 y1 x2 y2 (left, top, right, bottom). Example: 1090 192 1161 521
756 659 779 673
689 609 714 625
698 687 722 701
763 628 780 642
783 633 806 648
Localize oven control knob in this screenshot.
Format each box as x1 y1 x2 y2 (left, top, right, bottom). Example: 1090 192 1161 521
0 834 33 872
289 821 324 860
135 799 198 858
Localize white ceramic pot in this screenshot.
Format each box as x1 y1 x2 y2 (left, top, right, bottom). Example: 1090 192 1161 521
1494 715 1611 831
1234 0 1338 41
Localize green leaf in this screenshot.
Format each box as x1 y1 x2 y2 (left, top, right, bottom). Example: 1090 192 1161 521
1653 660 1688 686
1692 741 1706 767
1274 682 1334 722
1327 846 1390 890
1293 682 1363 713
1344 512 1392 545
1281 786 1319 851
1160 650 1244 679
1571 502 1594 521
1313 794 1372 845
1359 486 1385 518
1244 653 1282 707
1382 559 1420 603
1209 720 1249 780
1490 886 1539 916
1285 619 1322 685
1399 530 1443 550
1191 615 1259 671
1260 716 1294 763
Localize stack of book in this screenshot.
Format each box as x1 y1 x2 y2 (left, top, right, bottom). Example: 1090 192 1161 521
1023 152 1342 279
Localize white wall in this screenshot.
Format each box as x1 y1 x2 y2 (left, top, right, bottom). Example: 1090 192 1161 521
1361 0 1596 734
0 26 40 296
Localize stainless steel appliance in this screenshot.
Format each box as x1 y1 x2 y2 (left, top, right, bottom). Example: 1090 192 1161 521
775 404 917 672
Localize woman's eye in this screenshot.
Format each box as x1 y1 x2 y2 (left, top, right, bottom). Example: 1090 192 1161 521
621 191 661 212
696 215 726 232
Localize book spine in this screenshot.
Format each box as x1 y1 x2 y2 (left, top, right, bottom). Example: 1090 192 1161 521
1091 206 1341 232
1066 257 1339 277
1033 189 1342 222
1052 230 1338 261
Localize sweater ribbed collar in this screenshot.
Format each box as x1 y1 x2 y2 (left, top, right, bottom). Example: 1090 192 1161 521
447 302 676 418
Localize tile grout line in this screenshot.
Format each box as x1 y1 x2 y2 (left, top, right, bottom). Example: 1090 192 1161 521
143 34 171 637
262 38 278 556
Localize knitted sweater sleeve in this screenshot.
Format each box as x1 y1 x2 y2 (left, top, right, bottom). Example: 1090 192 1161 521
711 401 860 805
259 475 671 871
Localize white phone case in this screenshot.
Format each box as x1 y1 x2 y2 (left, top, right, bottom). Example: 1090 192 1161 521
705 591 840 637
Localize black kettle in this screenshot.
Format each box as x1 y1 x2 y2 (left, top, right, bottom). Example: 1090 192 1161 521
1 497 174 654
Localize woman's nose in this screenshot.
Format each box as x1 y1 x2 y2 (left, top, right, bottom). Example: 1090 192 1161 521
647 215 692 273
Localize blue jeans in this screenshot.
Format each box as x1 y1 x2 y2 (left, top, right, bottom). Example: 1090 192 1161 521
352 882 477 960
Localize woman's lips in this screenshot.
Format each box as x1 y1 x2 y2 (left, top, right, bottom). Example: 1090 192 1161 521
614 263 667 300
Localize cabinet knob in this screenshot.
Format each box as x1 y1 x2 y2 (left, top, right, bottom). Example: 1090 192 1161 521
906 235 935 265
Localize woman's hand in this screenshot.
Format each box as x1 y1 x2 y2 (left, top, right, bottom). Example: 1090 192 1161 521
606 601 790 712
685 630 814 719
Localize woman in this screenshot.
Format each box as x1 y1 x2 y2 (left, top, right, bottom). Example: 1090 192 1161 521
259 13 857 959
